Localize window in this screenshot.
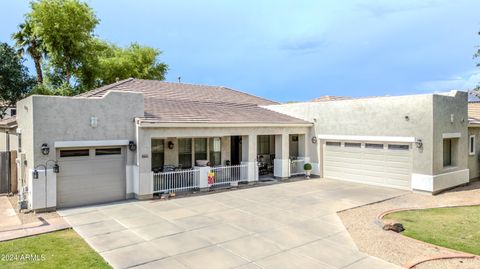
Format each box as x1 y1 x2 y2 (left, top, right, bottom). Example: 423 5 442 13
96 148 121 156
388 144 409 150
209 137 221 166
60 149 89 157
194 138 207 163
443 139 452 166
344 142 361 148
178 138 192 168
326 141 341 147
151 139 164 170
365 143 384 149
469 135 476 155
258 136 270 154
10 108 16 116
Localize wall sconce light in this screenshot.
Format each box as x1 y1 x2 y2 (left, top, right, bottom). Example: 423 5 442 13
33 169 39 179
90 116 98 128
404 115 409 121
53 163 60 173
41 143 50 155
168 141 174 149
415 139 423 149
128 141 137 151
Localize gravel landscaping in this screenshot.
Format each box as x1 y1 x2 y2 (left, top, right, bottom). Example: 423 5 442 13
338 181 480 269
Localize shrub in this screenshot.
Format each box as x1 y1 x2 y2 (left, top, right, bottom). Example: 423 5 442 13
304 163 312 171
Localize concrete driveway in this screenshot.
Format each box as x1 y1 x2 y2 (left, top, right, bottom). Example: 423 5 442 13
59 179 405 269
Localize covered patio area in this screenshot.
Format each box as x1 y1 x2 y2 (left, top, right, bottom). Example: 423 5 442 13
134 122 314 198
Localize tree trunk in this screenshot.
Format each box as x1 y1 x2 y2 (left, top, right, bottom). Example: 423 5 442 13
65 68 71 85
33 57 43 84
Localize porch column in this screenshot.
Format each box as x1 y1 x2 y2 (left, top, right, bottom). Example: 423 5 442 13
274 134 290 178
241 134 258 182
298 134 310 163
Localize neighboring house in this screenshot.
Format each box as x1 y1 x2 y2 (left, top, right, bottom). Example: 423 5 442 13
467 90 480 179
0 117 18 153
6 78 475 211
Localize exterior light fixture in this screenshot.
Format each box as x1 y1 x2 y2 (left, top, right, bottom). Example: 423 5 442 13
168 141 174 149
311 137 317 144
129 141 137 151
41 143 50 155
415 139 423 149
53 163 60 173
90 116 98 128
33 169 39 179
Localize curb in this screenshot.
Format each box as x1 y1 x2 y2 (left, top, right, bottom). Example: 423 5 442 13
376 204 480 268
404 254 477 269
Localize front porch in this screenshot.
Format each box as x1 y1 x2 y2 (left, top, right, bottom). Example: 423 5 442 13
145 133 311 195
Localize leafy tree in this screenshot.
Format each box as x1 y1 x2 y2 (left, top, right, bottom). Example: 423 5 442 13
0 43 36 118
95 42 168 86
28 0 99 85
11 19 45 83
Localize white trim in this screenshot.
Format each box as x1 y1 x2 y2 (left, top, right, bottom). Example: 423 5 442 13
469 135 476 155
317 134 415 143
442 132 461 139
54 140 130 148
137 121 313 128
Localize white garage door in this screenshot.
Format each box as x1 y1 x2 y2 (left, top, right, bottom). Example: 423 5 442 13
57 147 126 208
323 141 412 189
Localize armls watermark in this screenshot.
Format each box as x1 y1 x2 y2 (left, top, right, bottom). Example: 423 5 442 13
1 253 46 262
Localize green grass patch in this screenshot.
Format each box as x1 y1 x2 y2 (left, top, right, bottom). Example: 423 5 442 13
0 229 111 269
384 205 480 255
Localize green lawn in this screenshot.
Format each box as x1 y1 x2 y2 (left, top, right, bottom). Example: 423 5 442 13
0 229 111 269
384 205 480 255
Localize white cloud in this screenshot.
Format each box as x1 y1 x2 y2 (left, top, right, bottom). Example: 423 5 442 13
416 71 480 92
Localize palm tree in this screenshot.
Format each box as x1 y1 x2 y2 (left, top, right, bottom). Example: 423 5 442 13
12 20 44 84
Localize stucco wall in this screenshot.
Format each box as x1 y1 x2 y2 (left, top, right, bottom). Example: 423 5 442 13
265 91 467 178
468 127 480 180
16 91 144 202
0 129 18 152
16 97 34 175
431 92 469 175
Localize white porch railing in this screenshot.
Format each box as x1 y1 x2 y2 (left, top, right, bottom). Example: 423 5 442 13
290 159 305 176
153 168 200 193
210 164 248 187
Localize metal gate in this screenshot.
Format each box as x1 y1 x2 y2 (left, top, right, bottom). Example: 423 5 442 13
0 151 10 194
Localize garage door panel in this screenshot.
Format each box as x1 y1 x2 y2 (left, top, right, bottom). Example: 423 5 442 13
362 153 386 161
324 141 411 189
57 148 126 208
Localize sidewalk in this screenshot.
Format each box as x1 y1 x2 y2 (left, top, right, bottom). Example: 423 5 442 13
0 196 21 228
0 196 70 242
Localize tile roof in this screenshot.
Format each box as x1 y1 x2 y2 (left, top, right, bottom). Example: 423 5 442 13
311 96 352 102
469 102 480 124
0 116 17 129
468 90 480 103
79 79 310 124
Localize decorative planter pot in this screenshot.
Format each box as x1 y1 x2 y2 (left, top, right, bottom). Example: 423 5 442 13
305 170 312 178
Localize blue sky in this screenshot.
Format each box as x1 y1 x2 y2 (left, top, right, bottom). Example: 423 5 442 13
1 0 480 102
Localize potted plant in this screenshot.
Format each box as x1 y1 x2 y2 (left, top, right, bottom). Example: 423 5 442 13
304 163 312 178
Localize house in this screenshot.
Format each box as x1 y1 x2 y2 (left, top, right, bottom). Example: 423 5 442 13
5 78 475 211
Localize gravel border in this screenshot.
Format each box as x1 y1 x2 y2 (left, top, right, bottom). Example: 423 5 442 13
338 181 480 269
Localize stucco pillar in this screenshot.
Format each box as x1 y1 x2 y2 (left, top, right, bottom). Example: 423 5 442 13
274 134 290 178
221 136 231 165
136 127 153 199
298 134 307 157
241 134 258 182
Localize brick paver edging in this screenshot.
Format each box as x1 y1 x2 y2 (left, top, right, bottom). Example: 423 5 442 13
376 204 480 268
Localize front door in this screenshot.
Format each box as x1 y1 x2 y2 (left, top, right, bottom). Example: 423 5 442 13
230 136 241 165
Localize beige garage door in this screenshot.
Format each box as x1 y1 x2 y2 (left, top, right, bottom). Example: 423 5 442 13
57 147 126 208
323 141 412 189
